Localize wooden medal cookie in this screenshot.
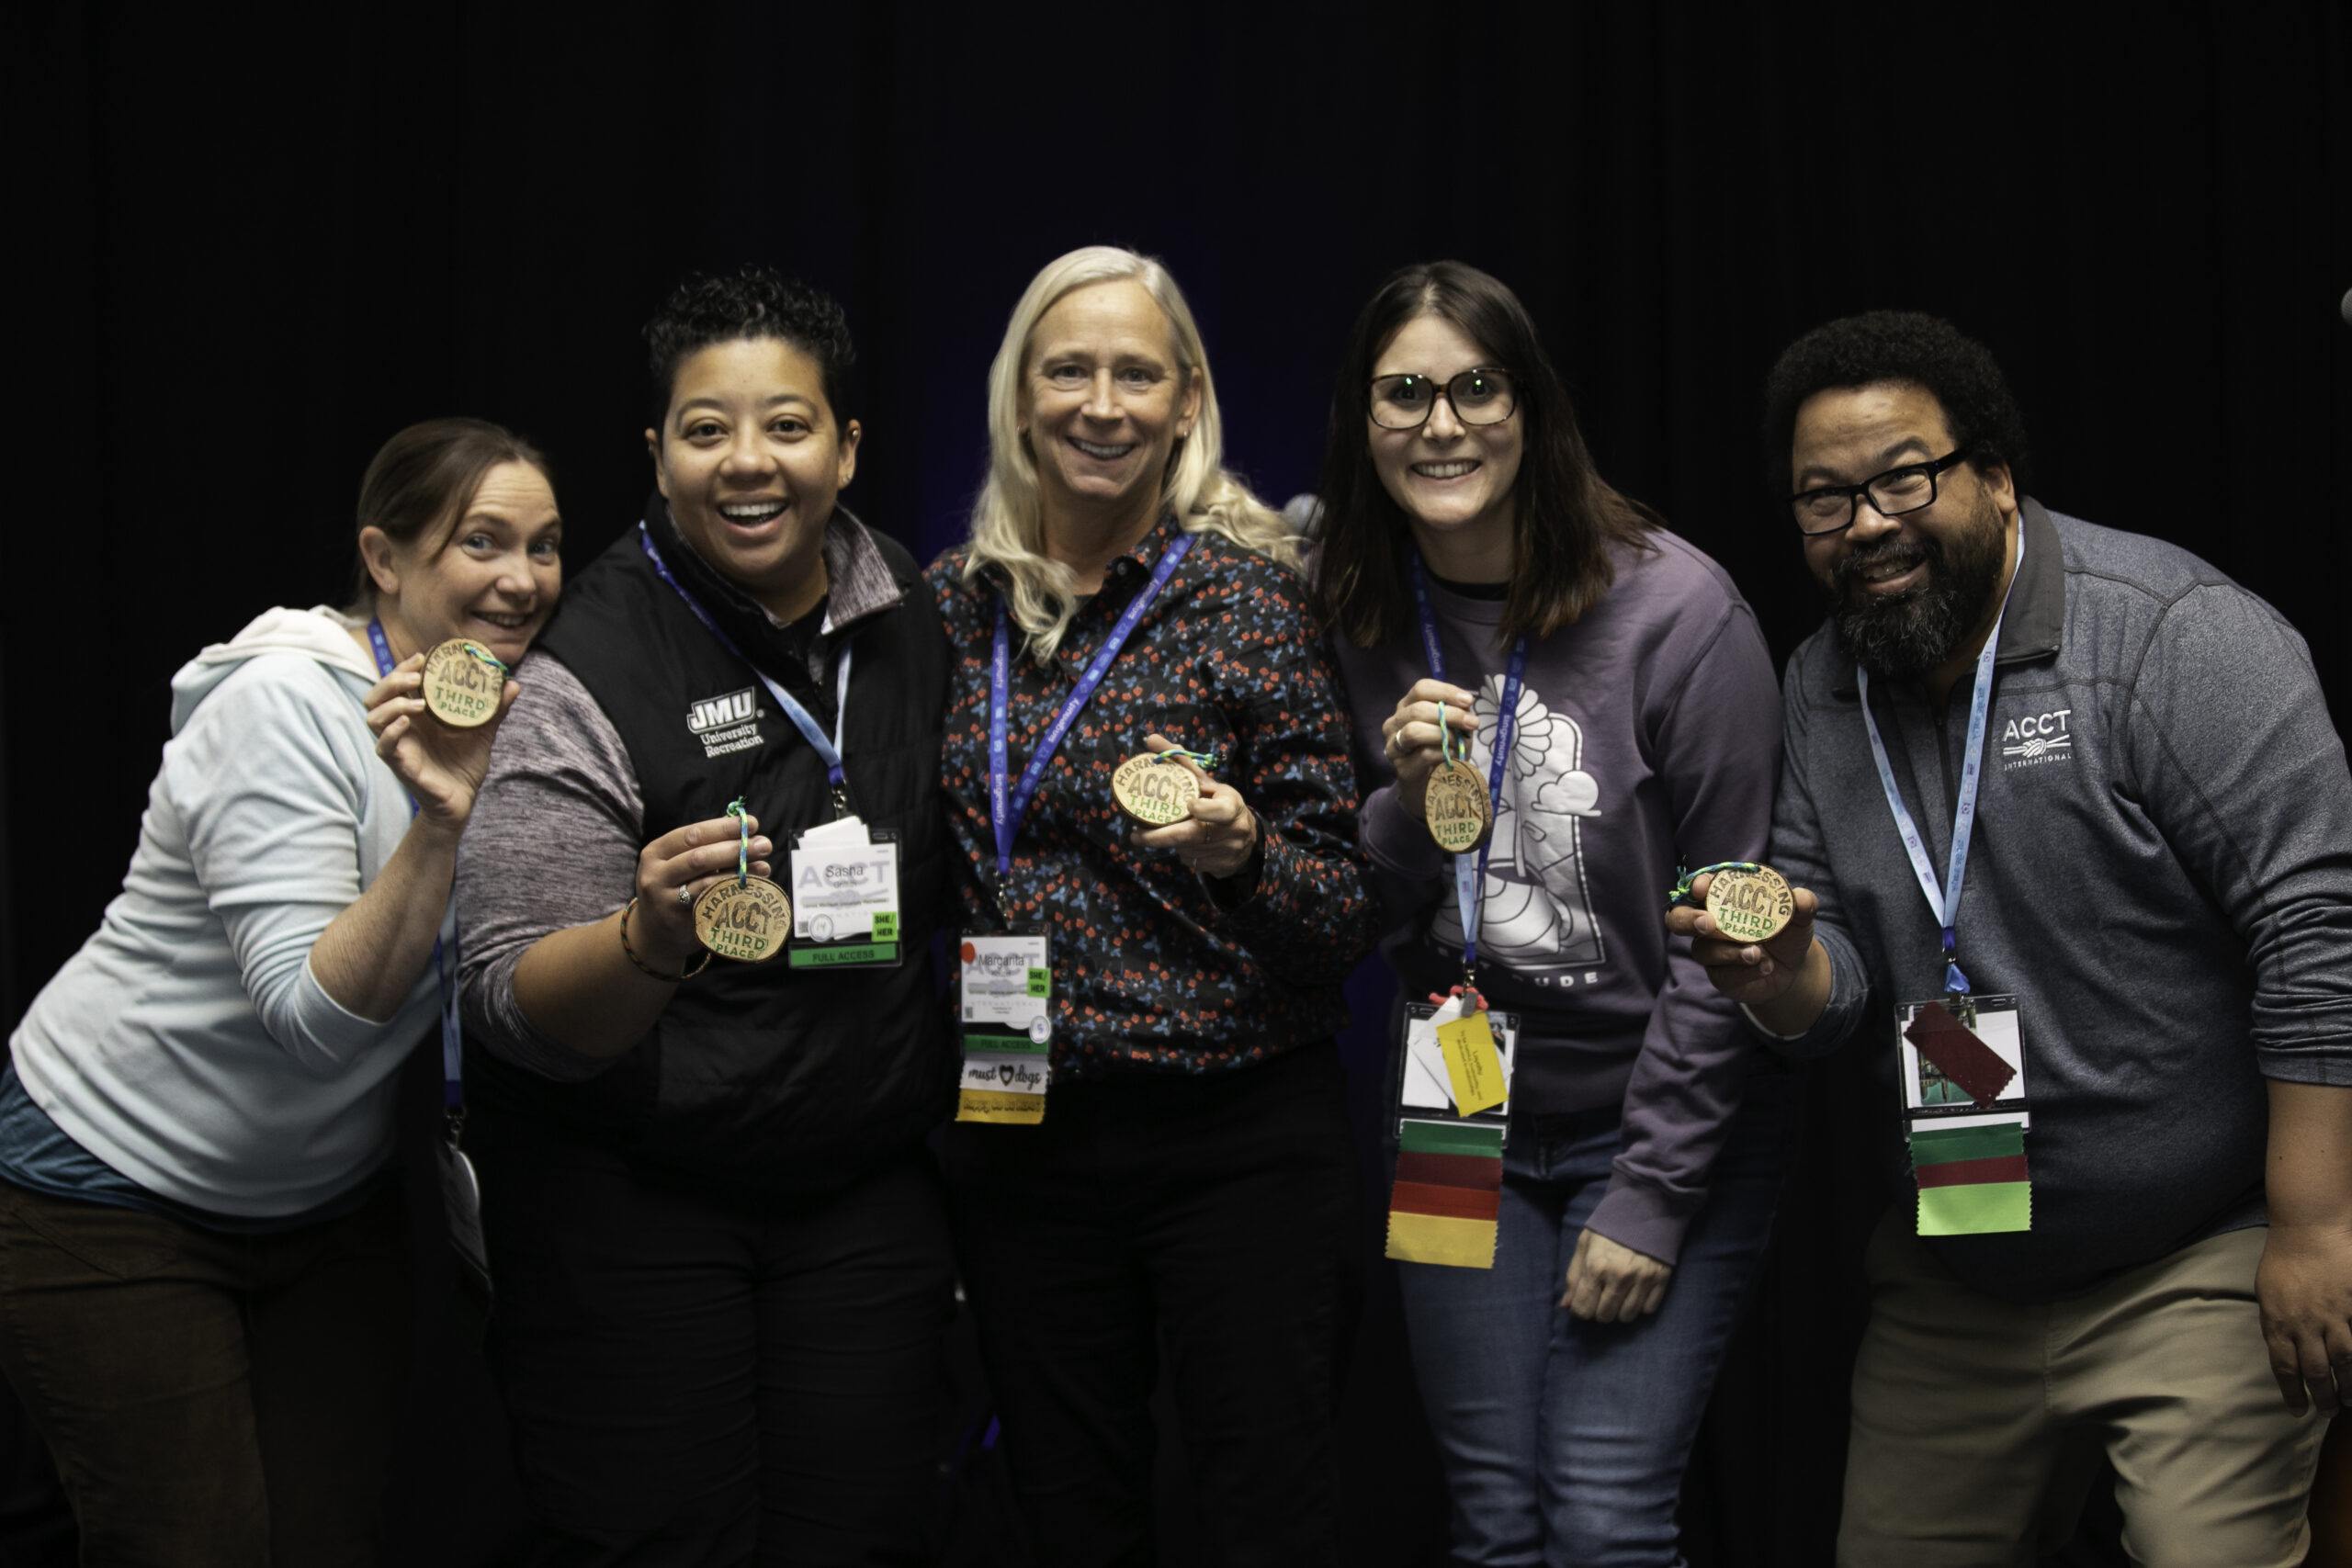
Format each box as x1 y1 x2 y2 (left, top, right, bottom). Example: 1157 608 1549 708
1704 863 1795 944
693 876 792 963
1424 758 1492 853
420 639 504 728
1111 754 1201 827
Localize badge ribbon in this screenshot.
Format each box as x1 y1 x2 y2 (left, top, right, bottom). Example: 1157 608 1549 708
1387 1113 1506 1269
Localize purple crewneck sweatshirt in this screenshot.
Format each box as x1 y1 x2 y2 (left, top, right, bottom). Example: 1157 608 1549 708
1329 530 1781 1262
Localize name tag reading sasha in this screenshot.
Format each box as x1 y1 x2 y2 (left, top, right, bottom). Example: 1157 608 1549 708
957 933 1052 1125
786 817 902 970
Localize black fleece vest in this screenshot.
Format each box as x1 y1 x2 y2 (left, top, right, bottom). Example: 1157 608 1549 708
464 522 955 1190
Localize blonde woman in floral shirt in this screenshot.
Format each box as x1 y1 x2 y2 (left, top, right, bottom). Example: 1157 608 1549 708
927 245 1377 1567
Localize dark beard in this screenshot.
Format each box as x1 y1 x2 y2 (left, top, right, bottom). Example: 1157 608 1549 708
1826 500 2007 682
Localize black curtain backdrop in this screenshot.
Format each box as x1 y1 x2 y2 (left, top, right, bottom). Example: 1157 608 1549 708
8 5 2349 1564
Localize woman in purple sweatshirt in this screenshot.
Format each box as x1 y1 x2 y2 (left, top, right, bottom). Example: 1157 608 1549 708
1311 262 1792 1567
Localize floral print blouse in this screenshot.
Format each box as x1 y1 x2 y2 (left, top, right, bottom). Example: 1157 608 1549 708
927 513 1378 1077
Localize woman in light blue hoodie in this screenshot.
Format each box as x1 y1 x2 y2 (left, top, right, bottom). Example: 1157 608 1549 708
0 418 561 1564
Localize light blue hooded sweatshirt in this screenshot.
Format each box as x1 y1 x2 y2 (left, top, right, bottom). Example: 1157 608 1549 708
9 606 450 1218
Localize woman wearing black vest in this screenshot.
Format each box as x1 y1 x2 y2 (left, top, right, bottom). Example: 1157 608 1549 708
455 268 956 1562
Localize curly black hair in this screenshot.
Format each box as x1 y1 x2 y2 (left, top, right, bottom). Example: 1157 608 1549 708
1761 310 2030 495
643 265 856 425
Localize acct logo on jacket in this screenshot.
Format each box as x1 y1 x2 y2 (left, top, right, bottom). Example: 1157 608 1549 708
686 688 764 759
2001 707 2072 769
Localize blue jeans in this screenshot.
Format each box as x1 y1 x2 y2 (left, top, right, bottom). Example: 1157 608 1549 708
1396 1074 1792 1568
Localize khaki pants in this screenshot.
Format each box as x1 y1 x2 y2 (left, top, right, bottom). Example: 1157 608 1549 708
1838 1212 2330 1568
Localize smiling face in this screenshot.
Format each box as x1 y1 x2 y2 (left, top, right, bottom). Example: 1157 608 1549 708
1020 278 1200 537
1792 381 2017 682
648 335 860 617
1368 312 1524 569
364 459 562 666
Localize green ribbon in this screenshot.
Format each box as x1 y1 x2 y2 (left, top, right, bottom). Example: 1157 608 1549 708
726 796 750 887
458 641 511 675
1665 862 1765 909
1148 748 1221 773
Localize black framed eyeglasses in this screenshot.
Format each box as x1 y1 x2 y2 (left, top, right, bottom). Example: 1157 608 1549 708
1369 368 1518 430
1788 449 1972 536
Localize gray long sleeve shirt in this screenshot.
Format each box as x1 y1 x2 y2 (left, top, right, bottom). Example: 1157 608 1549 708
1770 500 2352 1301
1336 531 1782 1265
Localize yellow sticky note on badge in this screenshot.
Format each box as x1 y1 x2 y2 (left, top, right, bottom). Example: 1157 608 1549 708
1436 1011 1507 1116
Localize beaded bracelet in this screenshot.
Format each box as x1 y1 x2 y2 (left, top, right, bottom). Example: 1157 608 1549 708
619 896 711 982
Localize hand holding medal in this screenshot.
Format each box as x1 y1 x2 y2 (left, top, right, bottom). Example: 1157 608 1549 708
361 636 520 830
1664 863 1822 1008
1378 678 1483 826
1422 705 1493 853
1123 734 1260 881
621 803 777 978
691 797 793 963
418 639 510 728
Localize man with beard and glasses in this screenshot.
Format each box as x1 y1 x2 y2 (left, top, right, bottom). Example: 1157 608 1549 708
1667 311 2352 1566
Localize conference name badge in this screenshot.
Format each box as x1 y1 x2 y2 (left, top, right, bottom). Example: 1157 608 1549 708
786 816 902 969
957 932 1052 1125
1386 994 1517 1270
1896 993 2032 1235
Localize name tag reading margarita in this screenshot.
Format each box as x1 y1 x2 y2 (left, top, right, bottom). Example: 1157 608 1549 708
957 933 1053 1125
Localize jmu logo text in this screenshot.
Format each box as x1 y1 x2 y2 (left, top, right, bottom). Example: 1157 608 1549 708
687 689 758 733
686 689 764 759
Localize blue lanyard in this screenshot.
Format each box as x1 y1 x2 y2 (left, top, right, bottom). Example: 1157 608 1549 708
639 525 854 806
1407 556 1529 983
989 531 1196 880
1854 525 2023 997
367 620 463 1112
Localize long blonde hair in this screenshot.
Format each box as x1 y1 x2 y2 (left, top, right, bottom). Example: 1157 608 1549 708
962 245 1296 660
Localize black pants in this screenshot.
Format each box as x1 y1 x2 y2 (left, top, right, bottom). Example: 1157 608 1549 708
942 1043 1359 1568
471 1111 956 1567
0 1176 411 1567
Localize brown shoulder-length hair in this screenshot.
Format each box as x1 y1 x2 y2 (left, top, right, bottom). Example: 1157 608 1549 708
1310 262 1659 649
345 417 551 607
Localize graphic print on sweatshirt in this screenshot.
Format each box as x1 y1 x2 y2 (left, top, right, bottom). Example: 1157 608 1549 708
1427 673 1606 976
